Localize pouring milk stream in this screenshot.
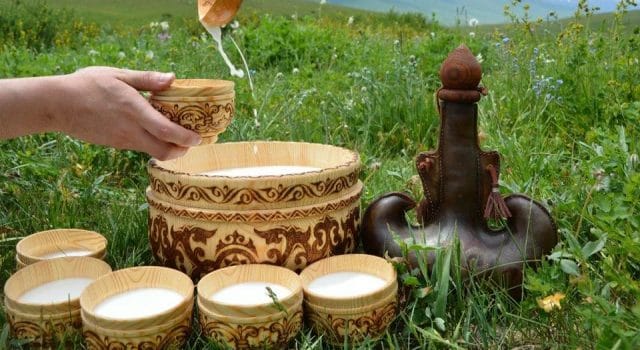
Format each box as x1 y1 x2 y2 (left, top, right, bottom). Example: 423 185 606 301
198 0 245 78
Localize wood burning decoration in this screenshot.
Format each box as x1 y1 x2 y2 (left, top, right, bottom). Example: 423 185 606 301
361 45 557 296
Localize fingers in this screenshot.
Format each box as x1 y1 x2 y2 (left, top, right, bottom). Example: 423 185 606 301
125 93 202 147
129 126 190 161
116 69 175 92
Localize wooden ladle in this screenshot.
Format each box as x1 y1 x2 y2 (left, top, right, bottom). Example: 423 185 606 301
198 0 243 27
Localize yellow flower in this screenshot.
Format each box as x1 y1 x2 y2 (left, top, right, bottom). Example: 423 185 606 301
537 292 565 313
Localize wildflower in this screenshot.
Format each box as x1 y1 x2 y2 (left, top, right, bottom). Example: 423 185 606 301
145 50 154 60
117 51 126 59
393 39 400 46
369 161 382 171
157 32 171 42
537 292 565 312
629 153 639 168
556 79 563 86
291 14 297 20
160 21 169 31
149 21 159 29
593 168 610 191
320 0 326 4
347 16 354 25
468 18 479 27
469 31 476 38
292 68 300 74
345 99 354 110
332 53 338 60
502 37 510 44
88 49 99 56
230 20 240 29
475 53 483 63
430 32 435 38
361 86 367 93
477 130 487 143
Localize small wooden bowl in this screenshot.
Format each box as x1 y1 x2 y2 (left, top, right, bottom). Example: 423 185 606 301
197 264 302 318
147 141 361 210
198 297 303 349
16 229 107 266
149 95 234 145
299 254 397 309
153 79 234 97
304 292 397 345
79 266 194 331
198 0 242 27
3 257 112 346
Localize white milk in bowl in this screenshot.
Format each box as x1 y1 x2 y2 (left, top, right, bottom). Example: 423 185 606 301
94 288 184 319
200 166 320 177
211 282 291 305
19 278 94 304
308 272 387 298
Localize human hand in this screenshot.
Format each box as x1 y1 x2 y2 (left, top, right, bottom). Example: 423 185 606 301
51 67 202 160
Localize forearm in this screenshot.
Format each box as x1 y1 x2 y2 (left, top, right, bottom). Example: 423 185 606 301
0 67 199 160
0 75 65 139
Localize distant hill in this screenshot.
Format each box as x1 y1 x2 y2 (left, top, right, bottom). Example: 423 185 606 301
44 0 369 25
317 0 634 24
42 0 636 27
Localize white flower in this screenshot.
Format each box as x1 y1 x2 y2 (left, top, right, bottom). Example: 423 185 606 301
291 14 297 20
149 21 159 29
345 99 354 110
230 20 240 29
275 72 284 79
393 39 400 46
88 49 99 56
117 51 126 59
430 32 435 38
369 161 382 170
347 16 354 25
292 68 300 74
629 153 639 168
361 86 367 93
332 53 338 60
469 31 476 38
145 50 154 60
160 21 169 31
476 53 483 63
320 0 326 4
468 18 479 27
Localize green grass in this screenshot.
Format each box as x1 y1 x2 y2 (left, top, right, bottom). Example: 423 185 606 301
1 0 640 349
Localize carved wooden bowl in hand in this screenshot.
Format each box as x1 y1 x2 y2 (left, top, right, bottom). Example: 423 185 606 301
150 79 235 144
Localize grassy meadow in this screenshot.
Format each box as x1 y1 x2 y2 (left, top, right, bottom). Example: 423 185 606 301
1 0 640 348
